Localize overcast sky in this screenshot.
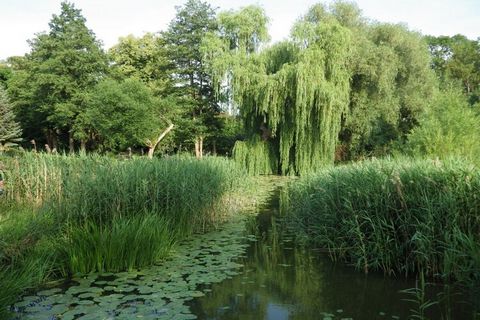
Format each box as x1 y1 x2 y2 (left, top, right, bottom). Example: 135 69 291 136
0 0 479 60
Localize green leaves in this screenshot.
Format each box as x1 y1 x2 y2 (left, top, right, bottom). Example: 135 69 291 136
0 87 22 152
85 78 167 151
13 219 250 319
7 1 107 149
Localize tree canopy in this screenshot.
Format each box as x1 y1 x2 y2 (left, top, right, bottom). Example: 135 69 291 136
2 0 477 167
426 34 480 104
205 1 435 174
0 87 22 152
7 1 107 151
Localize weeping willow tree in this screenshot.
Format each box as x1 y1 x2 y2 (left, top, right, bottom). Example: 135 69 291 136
203 2 435 174
203 6 352 175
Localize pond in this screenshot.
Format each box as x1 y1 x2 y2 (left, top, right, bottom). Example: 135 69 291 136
12 187 474 319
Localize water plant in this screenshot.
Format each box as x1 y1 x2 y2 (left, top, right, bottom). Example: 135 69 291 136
0 152 247 318
284 157 480 281
59 214 175 274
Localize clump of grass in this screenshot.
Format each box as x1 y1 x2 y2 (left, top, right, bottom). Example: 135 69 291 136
0 254 55 319
284 157 480 280
0 201 60 318
59 214 175 274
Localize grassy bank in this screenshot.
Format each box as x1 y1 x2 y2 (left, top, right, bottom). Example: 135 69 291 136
284 157 480 283
0 153 246 318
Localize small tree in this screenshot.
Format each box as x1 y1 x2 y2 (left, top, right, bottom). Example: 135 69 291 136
0 87 22 152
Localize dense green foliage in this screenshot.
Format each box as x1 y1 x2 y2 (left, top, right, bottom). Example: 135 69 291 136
232 137 278 175
0 153 246 318
205 2 436 174
284 157 480 282
2 1 478 163
83 78 170 152
109 33 174 96
162 0 221 157
1 0 479 318
426 34 480 104
404 87 480 163
60 214 174 274
7 2 107 152
0 87 22 152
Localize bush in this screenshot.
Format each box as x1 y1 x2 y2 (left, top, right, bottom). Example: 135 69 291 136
404 87 480 164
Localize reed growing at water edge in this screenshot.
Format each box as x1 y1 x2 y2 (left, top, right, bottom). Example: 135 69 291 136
0 152 246 318
284 157 480 283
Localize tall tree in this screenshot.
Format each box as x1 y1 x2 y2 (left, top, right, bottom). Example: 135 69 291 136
108 33 173 96
8 1 107 152
0 87 22 152
162 0 218 158
341 21 436 159
426 35 480 104
205 1 436 174
206 5 351 175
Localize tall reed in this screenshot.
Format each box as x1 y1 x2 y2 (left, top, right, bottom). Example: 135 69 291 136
284 157 480 280
3 153 244 230
59 214 175 274
0 152 246 315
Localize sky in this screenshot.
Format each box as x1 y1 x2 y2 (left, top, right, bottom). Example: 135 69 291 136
0 0 479 60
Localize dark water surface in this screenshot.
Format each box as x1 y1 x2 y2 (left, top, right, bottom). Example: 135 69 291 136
188 190 474 320
12 186 475 319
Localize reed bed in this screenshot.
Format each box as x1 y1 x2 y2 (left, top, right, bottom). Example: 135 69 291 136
0 152 246 317
284 157 480 281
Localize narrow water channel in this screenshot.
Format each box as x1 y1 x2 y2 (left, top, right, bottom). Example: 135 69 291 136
12 185 475 319
189 188 474 320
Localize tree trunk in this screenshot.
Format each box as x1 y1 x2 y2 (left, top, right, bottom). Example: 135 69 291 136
68 132 74 154
195 139 200 159
80 140 86 153
147 124 174 159
31 139 37 152
194 136 204 159
212 140 217 156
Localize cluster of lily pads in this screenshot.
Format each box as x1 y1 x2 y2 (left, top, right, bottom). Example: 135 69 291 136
12 219 251 320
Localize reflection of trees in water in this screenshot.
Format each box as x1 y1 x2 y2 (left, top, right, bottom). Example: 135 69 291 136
189 185 475 320
190 211 336 319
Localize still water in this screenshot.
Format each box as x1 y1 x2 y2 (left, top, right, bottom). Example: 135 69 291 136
189 191 474 320
12 188 475 319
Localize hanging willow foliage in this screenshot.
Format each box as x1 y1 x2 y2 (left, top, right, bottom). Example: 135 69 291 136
233 136 278 175
203 2 435 174
227 21 352 175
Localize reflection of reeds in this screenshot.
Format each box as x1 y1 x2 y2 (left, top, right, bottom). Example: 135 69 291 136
400 272 437 320
284 157 480 282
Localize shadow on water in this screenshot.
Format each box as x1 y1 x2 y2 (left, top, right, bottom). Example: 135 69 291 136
188 185 474 320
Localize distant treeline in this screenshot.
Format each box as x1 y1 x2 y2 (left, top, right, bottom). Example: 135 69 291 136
0 1 479 172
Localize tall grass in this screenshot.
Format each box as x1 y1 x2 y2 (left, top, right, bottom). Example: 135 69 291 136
284 157 480 281
59 214 175 274
0 152 246 317
4 153 244 229
0 202 58 319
